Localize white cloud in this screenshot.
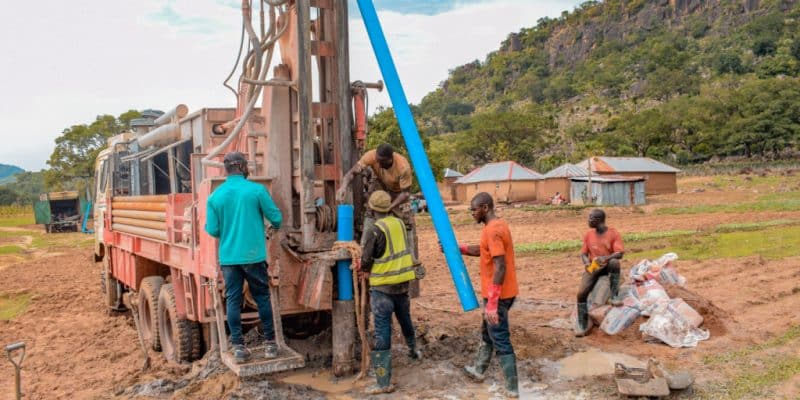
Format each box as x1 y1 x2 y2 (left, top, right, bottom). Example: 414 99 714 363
0 0 577 171
349 0 578 110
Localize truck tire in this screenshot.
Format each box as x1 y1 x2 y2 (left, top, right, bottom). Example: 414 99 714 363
139 276 164 352
102 256 123 311
158 283 201 363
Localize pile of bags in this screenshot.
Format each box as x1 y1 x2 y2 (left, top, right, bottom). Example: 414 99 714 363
587 253 710 348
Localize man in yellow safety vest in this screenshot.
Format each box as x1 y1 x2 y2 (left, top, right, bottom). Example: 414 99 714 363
360 190 420 394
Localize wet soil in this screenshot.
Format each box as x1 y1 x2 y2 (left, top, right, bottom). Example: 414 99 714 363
1 187 800 399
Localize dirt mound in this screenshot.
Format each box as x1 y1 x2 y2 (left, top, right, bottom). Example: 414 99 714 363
664 284 729 336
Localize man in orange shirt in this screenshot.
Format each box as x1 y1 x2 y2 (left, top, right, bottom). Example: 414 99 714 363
457 192 519 398
575 209 625 337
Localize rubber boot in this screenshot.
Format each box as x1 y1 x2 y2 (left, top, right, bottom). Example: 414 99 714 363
498 353 519 398
574 302 593 337
365 350 395 394
463 342 493 381
406 336 422 360
609 271 623 306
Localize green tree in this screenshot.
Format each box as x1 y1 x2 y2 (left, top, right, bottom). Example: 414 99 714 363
365 107 446 188
457 105 556 166
5 172 45 204
45 111 140 190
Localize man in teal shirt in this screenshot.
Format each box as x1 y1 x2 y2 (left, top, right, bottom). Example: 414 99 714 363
205 152 283 363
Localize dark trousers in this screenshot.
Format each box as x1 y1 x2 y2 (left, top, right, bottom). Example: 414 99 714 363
481 297 515 356
222 262 275 345
370 289 416 351
576 258 620 303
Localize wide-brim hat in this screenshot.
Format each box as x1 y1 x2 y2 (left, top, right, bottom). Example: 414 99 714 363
368 190 392 213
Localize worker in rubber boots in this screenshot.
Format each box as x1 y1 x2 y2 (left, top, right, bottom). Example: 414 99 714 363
336 144 423 279
457 192 520 398
205 152 283 363
360 190 421 395
575 209 625 337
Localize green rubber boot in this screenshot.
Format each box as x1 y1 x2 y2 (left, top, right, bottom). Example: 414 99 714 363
575 302 592 337
365 350 395 394
499 353 519 398
463 342 493 381
610 271 623 306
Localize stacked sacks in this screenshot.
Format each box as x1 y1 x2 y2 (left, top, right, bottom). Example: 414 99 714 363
594 253 711 347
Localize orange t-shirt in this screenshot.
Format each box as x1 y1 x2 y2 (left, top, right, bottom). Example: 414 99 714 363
580 227 624 260
357 150 413 193
479 219 519 300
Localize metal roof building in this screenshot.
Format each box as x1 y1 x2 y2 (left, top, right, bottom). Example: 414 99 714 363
443 168 464 179
456 161 543 203
570 175 646 206
543 163 589 179
538 163 589 202
456 161 543 184
576 157 680 195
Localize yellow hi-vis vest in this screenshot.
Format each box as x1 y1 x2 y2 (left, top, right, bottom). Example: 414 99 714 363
369 216 416 287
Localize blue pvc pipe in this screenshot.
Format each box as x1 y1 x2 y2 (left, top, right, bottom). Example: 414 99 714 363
354 0 479 312
336 204 354 300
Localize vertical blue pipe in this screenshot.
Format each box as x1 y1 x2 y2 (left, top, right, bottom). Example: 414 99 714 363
354 0 479 312
337 204 354 300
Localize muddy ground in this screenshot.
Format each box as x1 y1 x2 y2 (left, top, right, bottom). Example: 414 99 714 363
1 175 799 399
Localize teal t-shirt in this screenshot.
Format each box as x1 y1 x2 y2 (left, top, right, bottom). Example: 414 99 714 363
204 175 282 265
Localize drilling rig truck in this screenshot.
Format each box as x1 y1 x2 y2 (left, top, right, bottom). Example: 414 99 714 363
93 0 389 376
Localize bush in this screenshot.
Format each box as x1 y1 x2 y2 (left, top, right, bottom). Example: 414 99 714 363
753 36 778 56
714 51 746 74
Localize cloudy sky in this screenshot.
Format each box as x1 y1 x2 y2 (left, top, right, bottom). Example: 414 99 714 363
0 0 580 171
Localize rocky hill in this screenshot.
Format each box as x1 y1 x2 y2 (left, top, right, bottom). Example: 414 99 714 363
369 0 800 173
0 163 24 185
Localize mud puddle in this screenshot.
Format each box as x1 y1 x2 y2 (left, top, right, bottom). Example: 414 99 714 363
556 348 643 379
277 370 364 395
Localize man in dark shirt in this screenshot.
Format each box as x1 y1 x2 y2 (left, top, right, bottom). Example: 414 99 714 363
360 190 420 394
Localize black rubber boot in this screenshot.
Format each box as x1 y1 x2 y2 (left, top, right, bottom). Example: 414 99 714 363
610 271 623 306
575 302 592 337
498 353 519 398
406 336 422 360
365 350 395 394
463 342 493 381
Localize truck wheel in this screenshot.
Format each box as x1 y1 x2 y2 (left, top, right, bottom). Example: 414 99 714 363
158 283 202 363
139 276 164 352
102 256 123 311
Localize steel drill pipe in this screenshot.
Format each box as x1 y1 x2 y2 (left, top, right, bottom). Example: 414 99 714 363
112 217 166 230
136 123 187 148
111 224 167 241
112 195 169 203
111 210 166 221
355 0 479 311
154 104 189 126
111 202 167 212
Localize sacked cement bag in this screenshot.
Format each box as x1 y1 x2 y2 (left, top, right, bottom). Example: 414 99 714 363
620 284 642 309
658 265 687 287
589 304 612 325
669 298 703 328
600 306 641 335
640 302 710 348
635 279 670 316
588 275 611 307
